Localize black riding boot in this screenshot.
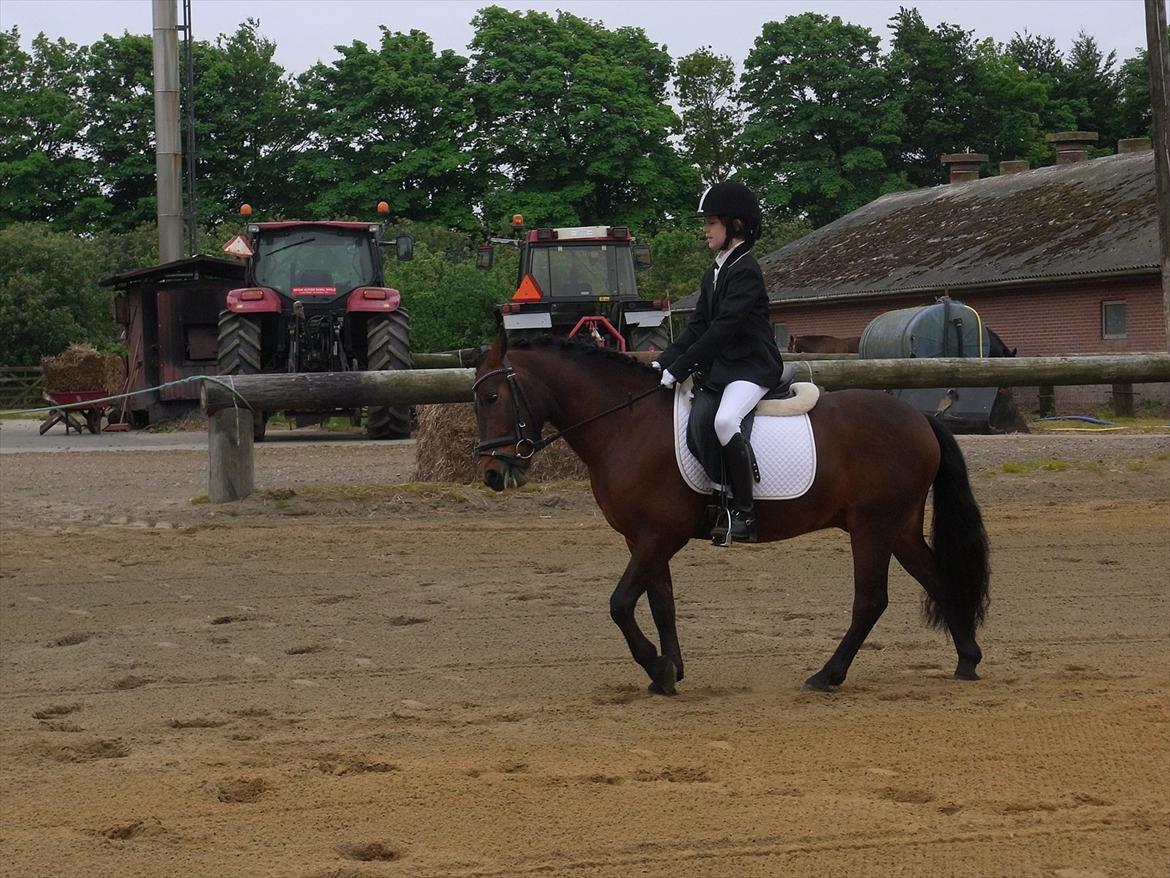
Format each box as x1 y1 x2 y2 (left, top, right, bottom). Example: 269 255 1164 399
714 433 757 545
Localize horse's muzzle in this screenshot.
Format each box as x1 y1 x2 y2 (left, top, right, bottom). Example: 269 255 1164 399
482 461 528 492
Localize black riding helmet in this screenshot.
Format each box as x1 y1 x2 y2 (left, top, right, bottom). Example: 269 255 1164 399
696 180 762 246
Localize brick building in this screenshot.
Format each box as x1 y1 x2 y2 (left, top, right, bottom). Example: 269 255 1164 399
680 135 1166 414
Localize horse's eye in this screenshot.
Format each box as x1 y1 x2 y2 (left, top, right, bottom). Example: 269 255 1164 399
482 392 498 405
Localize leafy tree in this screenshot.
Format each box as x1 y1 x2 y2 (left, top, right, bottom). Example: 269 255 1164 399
294 28 480 229
738 13 907 227
190 20 298 225
82 32 156 231
1116 48 1152 139
0 224 118 364
1059 31 1121 145
885 8 984 186
0 30 96 228
675 48 741 186
468 6 699 230
967 39 1049 167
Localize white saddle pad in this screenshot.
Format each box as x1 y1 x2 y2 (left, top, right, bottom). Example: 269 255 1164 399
673 380 817 500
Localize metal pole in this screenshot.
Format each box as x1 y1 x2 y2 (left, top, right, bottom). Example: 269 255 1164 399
152 0 182 263
1146 0 1170 354
181 0 197 257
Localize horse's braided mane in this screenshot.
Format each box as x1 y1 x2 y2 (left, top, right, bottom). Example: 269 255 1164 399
506 336 660 376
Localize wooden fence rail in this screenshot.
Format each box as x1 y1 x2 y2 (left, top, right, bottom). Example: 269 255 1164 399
0 367 44 409
202 353 1170 502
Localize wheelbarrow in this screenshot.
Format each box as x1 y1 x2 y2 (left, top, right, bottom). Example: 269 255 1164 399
39 390 108 435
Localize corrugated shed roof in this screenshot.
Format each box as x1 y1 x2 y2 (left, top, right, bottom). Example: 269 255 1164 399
760 151 1157 302
99 255 245 288
675 151 1156 312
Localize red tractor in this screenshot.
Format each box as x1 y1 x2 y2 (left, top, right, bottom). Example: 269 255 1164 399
218 204 414 440
477 218 672 352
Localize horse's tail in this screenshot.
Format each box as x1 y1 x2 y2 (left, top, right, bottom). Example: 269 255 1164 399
924 416 990 632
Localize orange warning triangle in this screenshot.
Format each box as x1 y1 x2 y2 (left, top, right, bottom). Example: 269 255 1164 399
512 274 544 302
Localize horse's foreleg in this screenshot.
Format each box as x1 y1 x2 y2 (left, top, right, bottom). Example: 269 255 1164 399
611 547 680 696
894 531 983 680
646 566 684 686
805 524 892 691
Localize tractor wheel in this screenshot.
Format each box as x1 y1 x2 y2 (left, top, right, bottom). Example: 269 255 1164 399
629 326 672 354
365 311 413 440
216 310 268 442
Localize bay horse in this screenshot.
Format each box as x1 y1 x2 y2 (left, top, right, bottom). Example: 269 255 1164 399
788 334 860 354
473 333 989 695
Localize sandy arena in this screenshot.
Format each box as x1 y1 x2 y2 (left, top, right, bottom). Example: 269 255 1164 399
1 428 1168 877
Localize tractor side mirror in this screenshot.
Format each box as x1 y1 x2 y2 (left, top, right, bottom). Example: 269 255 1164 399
633 243 652 269
111 292 130 325
475 244 495 270
395 236 413 261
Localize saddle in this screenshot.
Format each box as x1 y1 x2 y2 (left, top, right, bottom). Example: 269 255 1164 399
685 364 818 487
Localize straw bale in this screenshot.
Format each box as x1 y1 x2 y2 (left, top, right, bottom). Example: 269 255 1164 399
41 344 126 394
414 402 588 483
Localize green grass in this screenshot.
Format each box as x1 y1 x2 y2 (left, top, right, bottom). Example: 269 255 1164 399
1030 416 1169 434
996 458 1106 475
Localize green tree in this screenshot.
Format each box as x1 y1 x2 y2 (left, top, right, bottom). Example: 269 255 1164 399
738 13 907 227
468 6 699 230
1058 31 1121 145
885 8 983 186
0 224 118 364
968 39 1049 167
294 28 480 229
82 32 156 231
1116 48 1152 139
675 48 741 186
190 20 299 225
0 30 96 228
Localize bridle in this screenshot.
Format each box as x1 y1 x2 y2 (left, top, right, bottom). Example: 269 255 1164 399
473 355 660 466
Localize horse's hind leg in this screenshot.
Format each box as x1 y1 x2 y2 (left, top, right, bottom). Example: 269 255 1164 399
894 529 983 680
804 523 892 692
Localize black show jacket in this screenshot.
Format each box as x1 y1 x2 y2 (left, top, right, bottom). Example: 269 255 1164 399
656 243 784 391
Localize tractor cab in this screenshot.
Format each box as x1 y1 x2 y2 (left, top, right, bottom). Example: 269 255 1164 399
478 219 671 352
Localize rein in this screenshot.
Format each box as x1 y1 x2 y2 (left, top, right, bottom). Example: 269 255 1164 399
473 357 661 464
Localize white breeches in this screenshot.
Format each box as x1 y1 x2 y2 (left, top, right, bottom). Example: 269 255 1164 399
714 380 770 446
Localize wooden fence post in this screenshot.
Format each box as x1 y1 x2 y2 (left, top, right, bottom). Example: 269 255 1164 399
208 408 254 502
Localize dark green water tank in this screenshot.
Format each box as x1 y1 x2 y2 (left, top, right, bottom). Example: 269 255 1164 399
859 297 990 358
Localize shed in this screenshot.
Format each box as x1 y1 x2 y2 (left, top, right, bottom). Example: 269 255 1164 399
100 256 244 424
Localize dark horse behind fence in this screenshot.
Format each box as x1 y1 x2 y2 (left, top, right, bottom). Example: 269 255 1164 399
788 334 861 353
473 333 990 695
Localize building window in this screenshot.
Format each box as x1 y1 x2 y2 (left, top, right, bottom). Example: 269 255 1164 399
1102 301 1127 339
773 323 790 350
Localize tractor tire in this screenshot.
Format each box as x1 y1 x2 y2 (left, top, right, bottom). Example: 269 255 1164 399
629 326 672 354
365 311 413 440
216 310 268 442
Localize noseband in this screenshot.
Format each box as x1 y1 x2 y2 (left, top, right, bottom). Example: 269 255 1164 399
474 355 661 466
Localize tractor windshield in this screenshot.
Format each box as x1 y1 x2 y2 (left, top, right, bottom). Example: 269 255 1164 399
527 243 636 299
253 227 376 296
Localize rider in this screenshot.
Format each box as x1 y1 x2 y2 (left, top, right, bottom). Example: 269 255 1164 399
652 180 784 544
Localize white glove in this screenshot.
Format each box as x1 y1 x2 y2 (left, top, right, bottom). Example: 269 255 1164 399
650 360 662 372
659 368 677 389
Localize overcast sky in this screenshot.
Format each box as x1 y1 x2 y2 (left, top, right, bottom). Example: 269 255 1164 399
3 0 1156 74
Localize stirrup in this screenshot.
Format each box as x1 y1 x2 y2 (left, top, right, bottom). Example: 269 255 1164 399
710 507 734 548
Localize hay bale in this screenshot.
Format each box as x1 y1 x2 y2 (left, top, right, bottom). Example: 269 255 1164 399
41 344 125 394
414 402 589 483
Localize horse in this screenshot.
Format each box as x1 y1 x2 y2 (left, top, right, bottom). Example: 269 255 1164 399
788 334 861 354
473 333 990 695
987 327 1017 358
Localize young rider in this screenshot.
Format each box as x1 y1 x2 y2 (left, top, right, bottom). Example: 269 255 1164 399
652 181 784 544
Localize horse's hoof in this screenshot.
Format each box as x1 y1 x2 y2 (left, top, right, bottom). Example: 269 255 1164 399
647 656 678 696
802 673 837 692
954 667 980 681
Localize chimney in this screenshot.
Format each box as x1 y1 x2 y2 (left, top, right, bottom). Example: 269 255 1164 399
999 160 1031 176
1117 137 1153 154
940 152 989 183
1045 131 1098 164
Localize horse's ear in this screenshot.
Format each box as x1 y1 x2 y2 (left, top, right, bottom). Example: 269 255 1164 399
488 321 508 361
